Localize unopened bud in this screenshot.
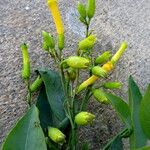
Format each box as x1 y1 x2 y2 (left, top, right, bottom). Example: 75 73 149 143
87 0 95 19
42 31 55 49
92 89 109 104
64 56 90 69
58 34 65 50
75 112 95 126
21 43 30 79
103 82 122 89
92 66 107 78
42 42 49 51
95 51 112 64
111 42 128 64
48 127 66 144
77 2 86 19
79 35 96 50
30 76 43 93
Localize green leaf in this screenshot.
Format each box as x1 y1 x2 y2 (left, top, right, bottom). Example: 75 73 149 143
128 76 147 149
108 136 123 150
106 93 132 131
140 84 150 139
36 85 53 129
137 146 150 150
38 69 66 126
1 105 47 150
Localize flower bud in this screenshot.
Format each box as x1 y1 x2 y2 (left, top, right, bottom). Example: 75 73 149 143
75 112 95 126
42 31 55 49
30 76 43 93
64 56 90 69
102 61 114 72
48 127 66 144
58 34 65 50
42 42 49 52
87 0 95 19
92 89 109 104
67 68 76 81
111 42 128 64
77 2 86 19
95 51 112 64
92 66 107 78
79 35 96 50
21 43 30 79
103 82 122 89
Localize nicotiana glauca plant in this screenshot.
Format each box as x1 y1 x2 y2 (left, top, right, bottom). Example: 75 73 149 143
2 0 150 150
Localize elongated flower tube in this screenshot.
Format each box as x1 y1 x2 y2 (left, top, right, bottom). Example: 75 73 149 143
77 42 128 92
75 112 95 126
48 127 66 144
111 42 128 64
77 61 114 93
47 0 64 35
21 43 30 79
47 0 65 50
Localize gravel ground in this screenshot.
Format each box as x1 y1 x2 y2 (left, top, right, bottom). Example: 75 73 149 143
0 0 150 149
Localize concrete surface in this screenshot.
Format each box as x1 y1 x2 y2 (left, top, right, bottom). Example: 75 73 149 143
0 0 150 149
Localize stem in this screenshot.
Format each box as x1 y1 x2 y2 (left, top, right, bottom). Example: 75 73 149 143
26 80 32 107
80 89 92 111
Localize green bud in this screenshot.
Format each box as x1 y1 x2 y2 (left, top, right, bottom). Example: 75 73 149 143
30 76 43 93
92 89 109 104
92 66 107 78
48 127 66 144
21 43 30 79
42 31 55 49
64 56 90 69
95 51 112 64
79 35 96 50
103 82 122 89
58 34 65 50
42 42 49 51
67 68 76 81
75 112 95 126
87 0 95 19
77 2 86 19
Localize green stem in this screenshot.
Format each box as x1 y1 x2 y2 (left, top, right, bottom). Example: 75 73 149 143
26 80 32 107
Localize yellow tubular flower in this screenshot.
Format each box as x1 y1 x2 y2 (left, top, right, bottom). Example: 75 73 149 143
47 0 64 35
77 42 128 93
77 61 114 93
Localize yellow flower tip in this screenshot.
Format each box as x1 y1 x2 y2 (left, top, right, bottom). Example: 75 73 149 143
47 0 64 35
47 0 57 5
111 41 128 64
102 61 114 72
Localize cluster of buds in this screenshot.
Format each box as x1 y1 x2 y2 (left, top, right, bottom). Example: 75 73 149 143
77 42 128 93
